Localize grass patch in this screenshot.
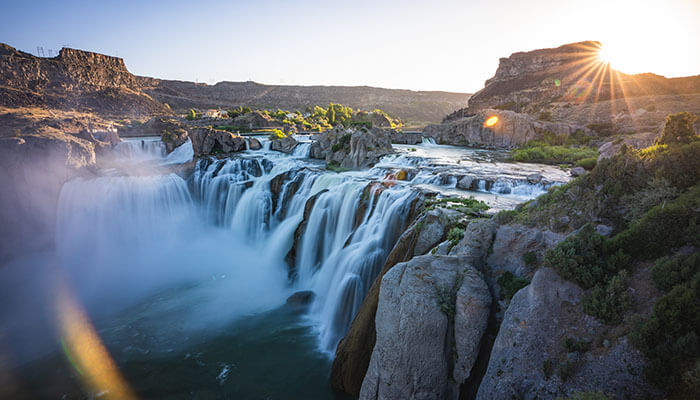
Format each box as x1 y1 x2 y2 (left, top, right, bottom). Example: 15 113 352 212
497 271 530 301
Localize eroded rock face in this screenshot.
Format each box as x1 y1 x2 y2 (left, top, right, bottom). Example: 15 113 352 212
189 127 246 157
448 219 498 266
360 255 491 400
309 126 393 169
486 224 565 278
269 136 298 153
476 268 657 399
247 137 262 150
424 109 591 148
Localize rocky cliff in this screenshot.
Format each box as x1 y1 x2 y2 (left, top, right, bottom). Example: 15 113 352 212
137 78 470 123
0 43 167 116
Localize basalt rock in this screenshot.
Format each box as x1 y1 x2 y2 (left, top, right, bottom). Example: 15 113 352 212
359 255 491 400
269 136 298 153
247 137 262 150
190 127 246 157
309 126 393 169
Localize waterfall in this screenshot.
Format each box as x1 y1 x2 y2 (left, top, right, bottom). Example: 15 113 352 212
112 138 166 161
291 142 312 158
421 136 437 145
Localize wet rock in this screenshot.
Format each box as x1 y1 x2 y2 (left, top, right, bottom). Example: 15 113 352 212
457 175 474 190
270 135 298 153
285 290 315 307
248 137 262 150
360 255 491 400
527 173 543 184
570 166 587 177
190 126 246 157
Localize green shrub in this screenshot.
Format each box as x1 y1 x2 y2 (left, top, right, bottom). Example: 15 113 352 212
497 271 530 301
447 226 465 244
582 270 632 324
522 251 538 267
543 224 609 289
325 160 348 173
575 157 597 170
494 209 517 224
512 145 598 165
656 111 699 145
268 129 287 140
651 252 700 292
607 184 700 259
185 108 198 120
630 273 700 392
562 337 591 353
620 178 679 224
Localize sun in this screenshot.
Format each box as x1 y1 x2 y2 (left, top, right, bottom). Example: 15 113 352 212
597 45 613 66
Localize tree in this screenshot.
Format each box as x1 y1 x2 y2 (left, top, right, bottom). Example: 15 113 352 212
327 104 336 126
658 112 698 145
186 109 197 120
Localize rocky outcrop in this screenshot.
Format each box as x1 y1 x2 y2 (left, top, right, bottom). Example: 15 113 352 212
476 268 655 399
247 137 262 150
390 132 423 144
0 43 167 116
116 117 190 152
331 206 462 396
309 126 393 169
448 219 498 266
360 255 491 400
269 136 298 153
232 111 282 130
424 109 592 148
486 224 565 279
189 127 246 157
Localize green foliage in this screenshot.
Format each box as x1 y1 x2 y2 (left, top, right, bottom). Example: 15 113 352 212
630 272 700 393
447 227 465 245
651 252 700 292
325 160 348 173
493 209 517 225
562 337 591 353
607 184 700 260
575 157 597 170
424 196 490 216
434 273 464 318
268 129 287 140
522 251 538 267
582 270 632 324
331 133 352 153
512 145 598 165
620 178 679 224
544 224 612 289
497 271 530 301
657 111 699 145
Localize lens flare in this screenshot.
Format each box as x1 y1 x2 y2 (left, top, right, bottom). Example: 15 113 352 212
484 116 499 127
56 284 136 400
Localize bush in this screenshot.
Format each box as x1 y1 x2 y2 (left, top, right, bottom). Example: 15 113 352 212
582 270 632 324
562 337 591 353
544 224 609 288
575 157 597 170
497 271 530 301
620 178 679 224
447 227 465 244
651 252 700 292
657 111 698 145
268 129 287 140
607 184 700 259
522 251 538 267
185 109 198 120
630 273 700 393
512 145 598 165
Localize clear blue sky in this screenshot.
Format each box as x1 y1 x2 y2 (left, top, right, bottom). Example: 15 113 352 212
2 0 699 93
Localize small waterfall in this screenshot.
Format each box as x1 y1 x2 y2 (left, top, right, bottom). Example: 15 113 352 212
113 138 166 161
291 142 312 158
164 139 194 164
421 136 437 145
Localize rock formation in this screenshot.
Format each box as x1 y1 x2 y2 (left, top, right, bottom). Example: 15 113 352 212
0 43 167 116
269 136 298 153
309 126 393 169
359 255 491 400
424 108 592 148
190 127 246 156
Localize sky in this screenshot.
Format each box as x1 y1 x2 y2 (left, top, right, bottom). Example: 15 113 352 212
1 0 699 93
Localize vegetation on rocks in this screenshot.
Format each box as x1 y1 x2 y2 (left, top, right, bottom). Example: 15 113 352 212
497 271 530 301
511 130 598 165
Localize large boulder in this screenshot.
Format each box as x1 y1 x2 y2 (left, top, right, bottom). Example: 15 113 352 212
189 126 246 157
476 267 657 399
486 223 564 278
423 109 592 149
269 135 298 153
309 126 393 169
360 255 491 400
448 219 498 266
231 111 281 130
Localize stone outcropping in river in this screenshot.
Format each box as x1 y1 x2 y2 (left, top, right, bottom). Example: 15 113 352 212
190 126 246 156
117 116 190 152
0 43 167 116
309 126 393 169
360 255 491 400
269 136 298 153
423 108 592 148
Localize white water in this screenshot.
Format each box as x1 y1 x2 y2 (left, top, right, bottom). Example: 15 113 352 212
51 137 569 355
